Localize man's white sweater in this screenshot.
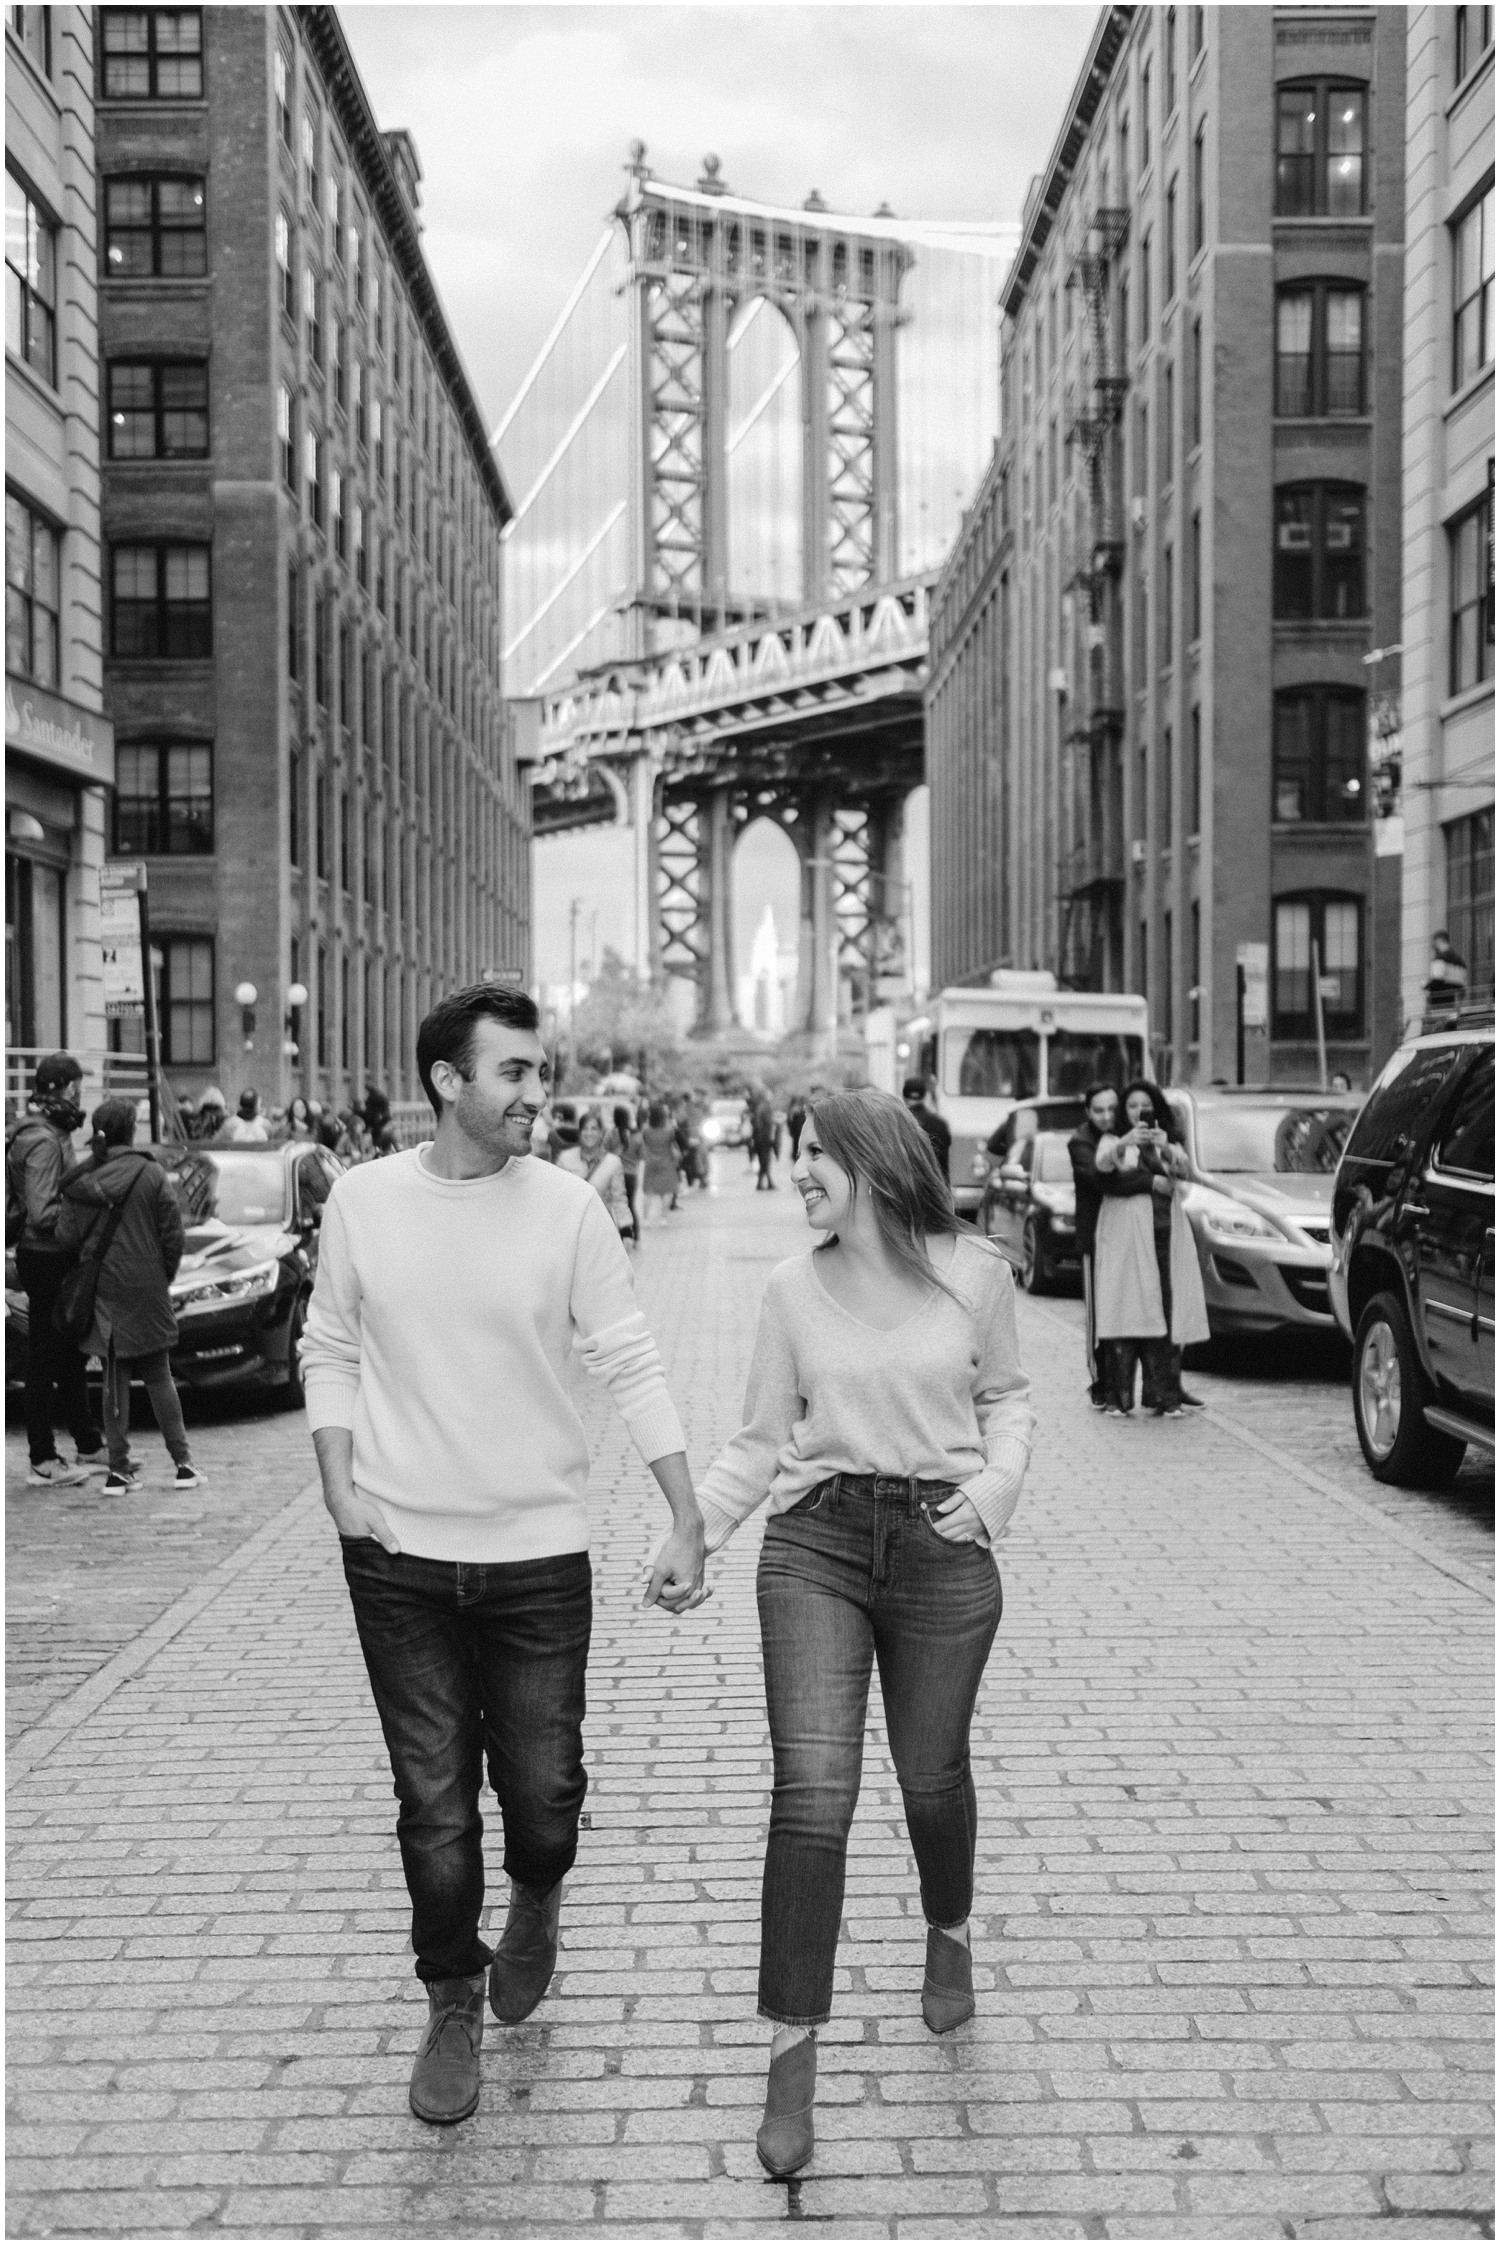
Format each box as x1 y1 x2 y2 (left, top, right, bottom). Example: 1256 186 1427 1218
301 1147 685 1562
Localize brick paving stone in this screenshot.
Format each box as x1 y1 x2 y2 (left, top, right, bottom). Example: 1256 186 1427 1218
5 1161 1494 2237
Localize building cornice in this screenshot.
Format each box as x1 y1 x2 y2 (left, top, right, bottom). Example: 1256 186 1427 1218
296 5 512 531
1001 3 1135 319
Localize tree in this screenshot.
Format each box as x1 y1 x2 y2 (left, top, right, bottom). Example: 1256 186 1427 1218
570 950 682 1085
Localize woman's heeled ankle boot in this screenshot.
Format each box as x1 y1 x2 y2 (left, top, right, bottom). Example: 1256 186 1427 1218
756 2033 816 2177
922 1926 976 2034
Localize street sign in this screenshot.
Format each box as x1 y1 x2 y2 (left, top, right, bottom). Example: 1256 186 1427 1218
1235 941 1268 1030
101 862 146 1015
1317 974 1342 1000
482 966 525 985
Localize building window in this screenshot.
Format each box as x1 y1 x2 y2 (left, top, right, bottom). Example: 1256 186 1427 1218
273 44 290 147
305 264 322 366
100 9 202 98
316 943 328 1064
5 493 59 686
313 592 326 706
1273 687 1366 822
1192 124 1206 255
1453 185 1495 391
1141 58 1152 173
1189 5 1204 61
1162 544 1174 666
301 103 320 210
372 396 384 482
104 174 206 276
1139 230 1151 340
157 936 215 1063
9 6 51 74
1456 5 1494 82
277 382 295 489
1275 283 1365 417
287 559 299 682
1274 483 1366 619
111 543 211 657
331 467 345 562
1446 808 1495 1000
1165 7 1177 111
289 747 300 865
355 359 366 448
1165 179 1177 301
113 742 213 853
354 501 366 589
1190 705 1202 833
348 220 363 302
373 262 384 352
339 788 350 891
340 952 350 1070
1274 895 1363 1036
106 359 208 458
334 319 347 414
1449 472 1495 693
305 428 323 529
1190 509 1202 640
275 208 294 319
1275 83 1366 218
315 772 328 879
6 168 56 383
1190 315 1202 446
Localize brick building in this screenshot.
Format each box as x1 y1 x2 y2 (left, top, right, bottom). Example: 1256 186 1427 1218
96 3 528 1113
6 4 115 1096
927 2 1407 1087
1399 4 1493 1027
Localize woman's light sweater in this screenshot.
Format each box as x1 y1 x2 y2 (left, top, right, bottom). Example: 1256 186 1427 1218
301 1147 685 1562
697 1233 1035 1555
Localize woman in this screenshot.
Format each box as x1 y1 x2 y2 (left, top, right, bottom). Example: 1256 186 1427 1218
695 1089 1034 2179
609 1103 645 1239
57 1097 203 1496
639 1101 680 1228
285 1095 315 1141
559 1109 633 1238
1094 1080 1208 1415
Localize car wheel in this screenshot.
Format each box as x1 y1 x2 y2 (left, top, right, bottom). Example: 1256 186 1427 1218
1021 1219 1049 1295
280 1293 309 1411
1352 1291 1466 1488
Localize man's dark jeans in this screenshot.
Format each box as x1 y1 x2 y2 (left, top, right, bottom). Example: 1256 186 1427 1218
756 1474 1003 2026
340 1539 592 1983
17 1248 102 1466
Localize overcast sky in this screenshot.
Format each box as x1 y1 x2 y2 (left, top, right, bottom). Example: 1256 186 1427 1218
342 3 1097 989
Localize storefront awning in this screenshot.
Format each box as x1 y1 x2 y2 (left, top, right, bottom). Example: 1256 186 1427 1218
5 676 114 788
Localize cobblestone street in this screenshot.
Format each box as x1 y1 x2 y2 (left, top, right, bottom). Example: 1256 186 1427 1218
6 1158 1495 2240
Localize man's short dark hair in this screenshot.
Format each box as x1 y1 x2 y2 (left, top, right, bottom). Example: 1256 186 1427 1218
1083 1080 1119 1108
33 1052 82 1098
901 1076 926 1102
91 1096 138 1148
417 982 541 1116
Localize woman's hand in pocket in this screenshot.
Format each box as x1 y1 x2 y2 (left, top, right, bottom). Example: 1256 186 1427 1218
926 1492 986 1543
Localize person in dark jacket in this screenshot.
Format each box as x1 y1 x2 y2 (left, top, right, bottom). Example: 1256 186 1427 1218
784 1092 809 1162
1067 1081 1155 1411
902 1077 952 1179
57 1098 202 1497
750 1091 778 1190
5 1052 105 1483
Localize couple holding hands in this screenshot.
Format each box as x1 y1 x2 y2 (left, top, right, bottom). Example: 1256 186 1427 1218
303 981 1032 2175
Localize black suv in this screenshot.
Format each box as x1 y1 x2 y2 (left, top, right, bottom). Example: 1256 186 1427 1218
1330 1014 1494 1486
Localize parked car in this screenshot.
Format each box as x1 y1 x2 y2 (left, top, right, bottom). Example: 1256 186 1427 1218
5 1141 341 1407
980 1128 1081 1294
1164 1086 1363 1336
1329 1016 1494 1487
700 1098 750 1149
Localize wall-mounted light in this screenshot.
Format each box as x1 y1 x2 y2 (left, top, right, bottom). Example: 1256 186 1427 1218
283 979 308 1060
234 980 258 1048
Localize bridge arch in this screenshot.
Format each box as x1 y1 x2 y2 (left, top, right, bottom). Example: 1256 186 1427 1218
726 298 803 616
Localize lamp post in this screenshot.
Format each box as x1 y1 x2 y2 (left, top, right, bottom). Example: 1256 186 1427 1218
234 981 258 1050
283 980 308 1070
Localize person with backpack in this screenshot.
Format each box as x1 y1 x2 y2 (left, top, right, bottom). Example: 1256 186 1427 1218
56 1098 202 1497
6 1052 106 1485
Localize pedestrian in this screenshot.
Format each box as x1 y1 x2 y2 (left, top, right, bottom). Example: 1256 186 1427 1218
640 1100 679 1227
5 1052 106 1485
285 1095 316 1141
694 1088 1033 2178
901 1075 952 1180
785 1091 808 1161
223 1089 269 1143
610 1102 645 1239
1067 1081 1154 1410
363 1086 399 1157
1094 1081 1209 1416
1329 1071 1352 1094
300 981 706 2128
56 1097 203 1496
193 1086 227 1139
559 1109 633 1239
750 1088 778 1190
1424 929 1468 1016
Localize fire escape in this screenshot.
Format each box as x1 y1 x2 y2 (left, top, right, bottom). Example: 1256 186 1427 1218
1059 205 1130 991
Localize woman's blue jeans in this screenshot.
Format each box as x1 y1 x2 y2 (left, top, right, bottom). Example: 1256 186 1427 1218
340 1540 591 1983
756 1474 1003 2026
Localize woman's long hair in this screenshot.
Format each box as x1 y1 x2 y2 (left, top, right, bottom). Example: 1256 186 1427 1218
1118 1078 1182 1144
805 1088 970 1300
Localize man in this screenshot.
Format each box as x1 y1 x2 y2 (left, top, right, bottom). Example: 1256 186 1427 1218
750 1089 778 1190
302 982 705 2128
784 1090 809 1162
5 1053 105 1484
1424 930 1468 1016
902 1075 952 1179
223 1089 268 1143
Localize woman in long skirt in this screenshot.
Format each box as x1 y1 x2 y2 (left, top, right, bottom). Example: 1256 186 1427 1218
695 1089 1034 2178
1094 1080 1209 1413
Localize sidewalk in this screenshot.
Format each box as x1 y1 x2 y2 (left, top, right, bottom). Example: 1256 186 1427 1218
6 1164 1494 2239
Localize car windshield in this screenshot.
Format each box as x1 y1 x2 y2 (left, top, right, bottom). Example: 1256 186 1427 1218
1034 1136 1074 1184
158 1149 286 1226
1194 1106 1354 1175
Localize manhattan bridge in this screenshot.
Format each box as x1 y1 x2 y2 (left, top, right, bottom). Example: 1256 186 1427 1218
498 147 1014 1035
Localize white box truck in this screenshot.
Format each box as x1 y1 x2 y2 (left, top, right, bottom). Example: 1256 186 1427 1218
905 972 1153 1211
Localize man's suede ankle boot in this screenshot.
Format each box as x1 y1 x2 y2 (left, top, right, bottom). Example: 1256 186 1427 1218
488 1878 563 2024
409 1973 485 2124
